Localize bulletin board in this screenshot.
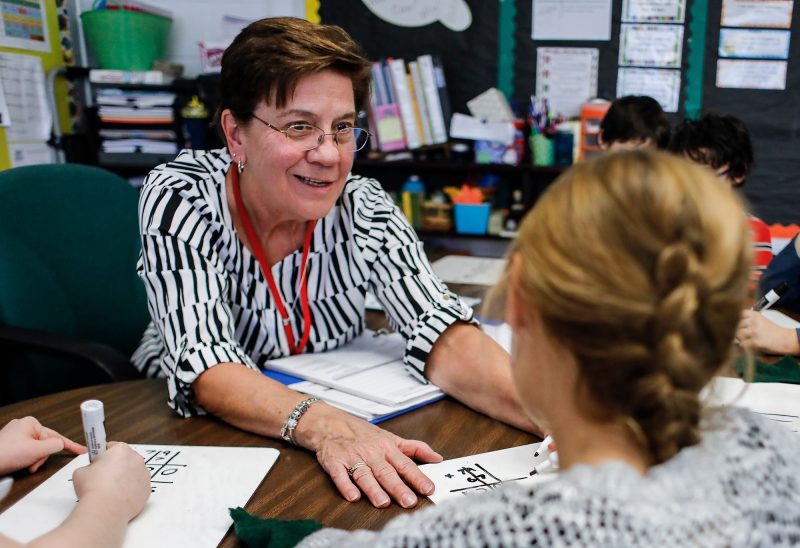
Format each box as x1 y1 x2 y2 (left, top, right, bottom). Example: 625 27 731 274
0 0 71 170
701 1 800 225
320 0 799 224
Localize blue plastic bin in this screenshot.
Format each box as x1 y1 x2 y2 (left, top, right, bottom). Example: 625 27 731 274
454 203 491 235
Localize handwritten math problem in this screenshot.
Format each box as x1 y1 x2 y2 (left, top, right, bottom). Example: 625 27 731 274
420 443 558 504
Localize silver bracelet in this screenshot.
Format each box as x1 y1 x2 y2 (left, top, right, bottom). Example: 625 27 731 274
279 397 320 445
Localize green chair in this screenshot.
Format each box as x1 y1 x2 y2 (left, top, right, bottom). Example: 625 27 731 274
0 163 148 405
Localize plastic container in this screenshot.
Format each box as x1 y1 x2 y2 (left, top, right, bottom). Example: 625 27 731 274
530 134 554 167
81 10 172 70
401 175 426 230
454 203 491 235
181 96 209 150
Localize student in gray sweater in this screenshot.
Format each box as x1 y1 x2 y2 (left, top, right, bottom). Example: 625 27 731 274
267 150 800 546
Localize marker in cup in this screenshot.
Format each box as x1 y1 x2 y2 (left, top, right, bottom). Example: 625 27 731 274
81 400 107 463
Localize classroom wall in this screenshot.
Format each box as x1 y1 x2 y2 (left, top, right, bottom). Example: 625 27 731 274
319 0 800 226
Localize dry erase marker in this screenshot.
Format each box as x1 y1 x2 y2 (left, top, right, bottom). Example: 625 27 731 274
81 400 107 463
753 282 789 312
530 451 559 476
534 434 553 457
0 477 12 500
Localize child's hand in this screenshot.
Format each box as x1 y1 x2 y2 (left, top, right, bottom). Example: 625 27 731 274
0 416 86 475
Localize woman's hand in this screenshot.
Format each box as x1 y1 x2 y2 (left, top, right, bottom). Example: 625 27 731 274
72 442 151 523
297 406 442 508
737 309 800 355
0 416 86 475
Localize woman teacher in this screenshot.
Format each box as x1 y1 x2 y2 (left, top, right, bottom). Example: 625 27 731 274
133 17 530 509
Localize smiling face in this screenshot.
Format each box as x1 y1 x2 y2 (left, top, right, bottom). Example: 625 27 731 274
227 69 357 228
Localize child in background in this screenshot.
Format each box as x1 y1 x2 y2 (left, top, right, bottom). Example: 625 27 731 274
738 234 800 354
669 111 772 283
0 416 149 548
598 95 670 151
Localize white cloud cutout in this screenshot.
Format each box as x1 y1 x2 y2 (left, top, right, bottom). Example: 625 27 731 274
362 0 472 32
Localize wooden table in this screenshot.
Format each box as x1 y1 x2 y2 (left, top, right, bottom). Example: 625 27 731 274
0 377 534 546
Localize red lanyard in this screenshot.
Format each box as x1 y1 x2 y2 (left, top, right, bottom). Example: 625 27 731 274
231 165 314 355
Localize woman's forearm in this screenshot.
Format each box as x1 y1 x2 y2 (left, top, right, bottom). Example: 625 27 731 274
425 323 540 434
193 362 312 438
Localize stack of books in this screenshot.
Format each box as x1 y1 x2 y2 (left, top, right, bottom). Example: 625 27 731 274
264 329 444 423
96 88 178 155
368 54 452 152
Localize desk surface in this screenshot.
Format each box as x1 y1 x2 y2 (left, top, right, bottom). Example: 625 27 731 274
0 378 534 546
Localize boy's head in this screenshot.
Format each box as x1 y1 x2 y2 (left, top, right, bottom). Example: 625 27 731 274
669 112 753 186
599 95 670 151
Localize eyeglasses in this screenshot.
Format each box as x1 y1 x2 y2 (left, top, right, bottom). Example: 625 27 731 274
251 114 371 152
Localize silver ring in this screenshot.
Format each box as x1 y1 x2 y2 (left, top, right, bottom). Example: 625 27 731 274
347 461 369 478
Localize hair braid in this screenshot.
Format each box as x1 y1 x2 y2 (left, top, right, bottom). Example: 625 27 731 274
503 150 752 465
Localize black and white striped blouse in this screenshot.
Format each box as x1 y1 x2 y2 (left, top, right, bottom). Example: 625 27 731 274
133 149 473 417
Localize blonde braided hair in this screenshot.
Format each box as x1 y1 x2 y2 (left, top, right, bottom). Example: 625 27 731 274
509 150 751 463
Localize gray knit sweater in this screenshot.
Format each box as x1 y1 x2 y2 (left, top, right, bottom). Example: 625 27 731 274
300 407 800 547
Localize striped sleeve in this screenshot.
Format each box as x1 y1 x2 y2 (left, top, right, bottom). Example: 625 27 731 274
138 172 257 417
351 179 475 382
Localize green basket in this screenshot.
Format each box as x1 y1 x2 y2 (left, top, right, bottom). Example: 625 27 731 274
81 10 171 71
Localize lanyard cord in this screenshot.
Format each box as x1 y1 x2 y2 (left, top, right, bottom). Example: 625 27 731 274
231 165 314 355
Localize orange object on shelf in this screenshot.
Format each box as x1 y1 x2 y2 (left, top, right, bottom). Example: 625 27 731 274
579 99 611 161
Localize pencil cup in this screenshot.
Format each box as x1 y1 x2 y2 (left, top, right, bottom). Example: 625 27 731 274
530 134 554 167
454 204 491 235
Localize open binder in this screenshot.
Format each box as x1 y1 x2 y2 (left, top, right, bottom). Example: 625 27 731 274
263 329 444 423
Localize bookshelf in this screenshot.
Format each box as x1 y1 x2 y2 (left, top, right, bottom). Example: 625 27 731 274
87 74 200 176
352 158 563 249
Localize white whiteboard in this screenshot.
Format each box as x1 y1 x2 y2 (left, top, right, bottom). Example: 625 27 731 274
0 445 279 547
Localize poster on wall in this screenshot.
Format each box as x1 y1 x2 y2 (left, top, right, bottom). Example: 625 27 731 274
621 0 686 23
619 24 684 67
719 29 791 59
721 0 794 28
361 0 472 31
535 48 599 118
0 51 53 165
532 0 612 41
0 0 49 52
616 67 681 112
716 59 788 89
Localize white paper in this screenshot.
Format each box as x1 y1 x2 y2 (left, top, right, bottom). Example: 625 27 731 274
419 443 557 504
702 377 800 435
466 88 516 123
716 59 787 89
449 113 516 145
532 0 612 41
721 0 794 28
0 52 50 141
0 80 9 127
0 0 50 52
266 330 442 406
536 47 599 118
616 67 681 112
619 24 684 68
760 309 800 329
0 445 279 547
8 141 54 166
289 380 443 422
719 28 791 59
365 292 480 312
622 0 686 22
431 255 507 286
480 321 512 353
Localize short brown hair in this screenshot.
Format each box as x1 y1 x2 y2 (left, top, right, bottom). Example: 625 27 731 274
214 17 371 128
504 150 751 464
